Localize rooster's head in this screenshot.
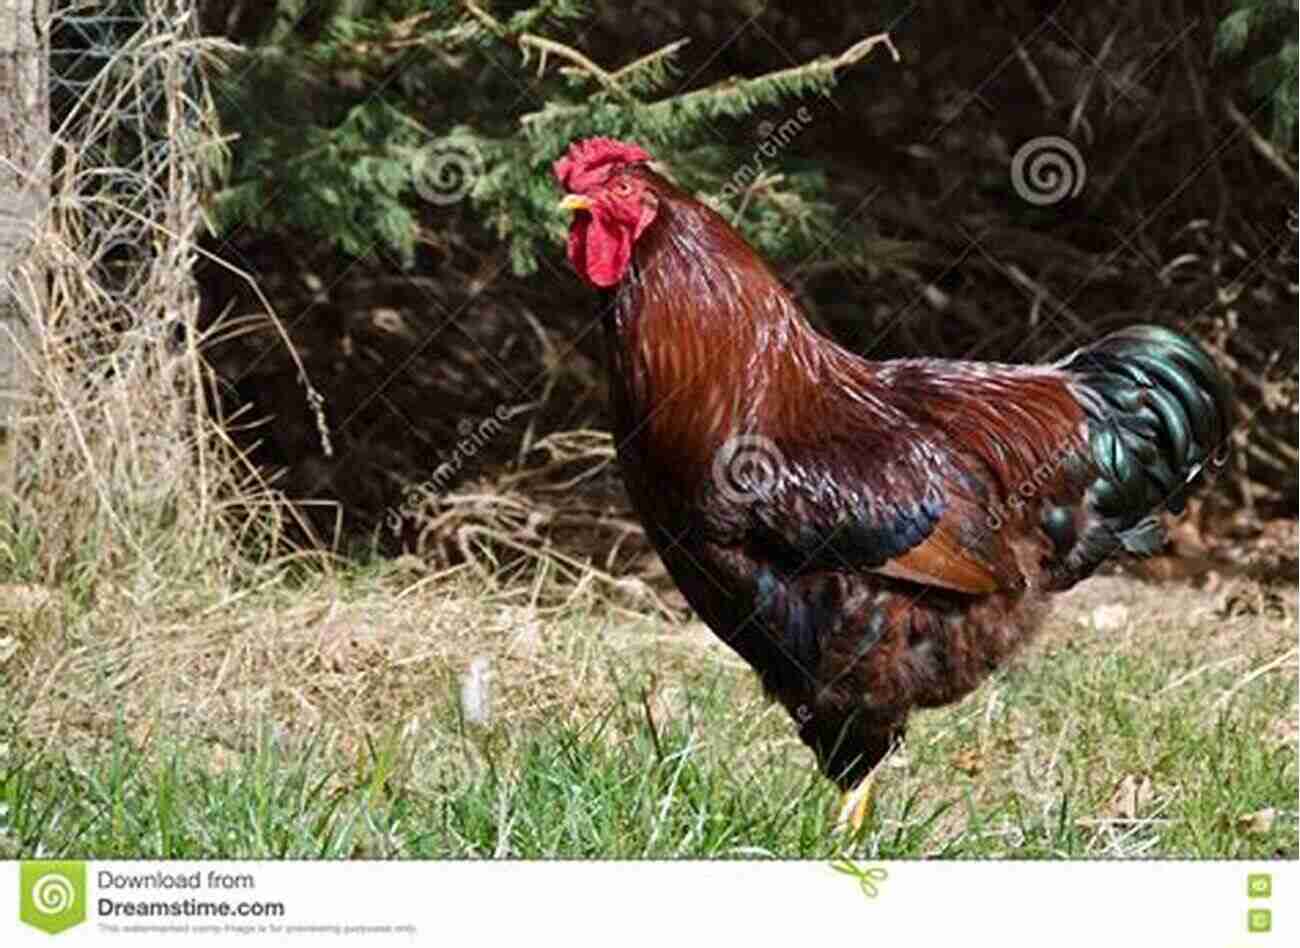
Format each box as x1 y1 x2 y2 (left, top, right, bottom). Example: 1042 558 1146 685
554 138 658 287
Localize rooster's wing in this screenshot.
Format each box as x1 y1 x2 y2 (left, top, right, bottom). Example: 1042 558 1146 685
713 426 1026 595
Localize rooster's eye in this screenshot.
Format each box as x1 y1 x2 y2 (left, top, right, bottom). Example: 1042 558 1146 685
612 180 633 196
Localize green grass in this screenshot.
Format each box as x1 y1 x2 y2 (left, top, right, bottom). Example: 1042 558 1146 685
2 570 1295 859
2 688 837 859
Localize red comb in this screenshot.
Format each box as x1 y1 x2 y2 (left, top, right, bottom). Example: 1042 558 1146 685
553 138 651 192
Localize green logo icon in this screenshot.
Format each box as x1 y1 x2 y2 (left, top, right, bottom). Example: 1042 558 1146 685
19 862 87 935
1248 908 1272 934
1248 873 1272 898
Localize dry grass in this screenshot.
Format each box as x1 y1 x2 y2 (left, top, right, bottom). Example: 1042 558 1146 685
0 2 271 600
1 555 1295 858
4 559 755 779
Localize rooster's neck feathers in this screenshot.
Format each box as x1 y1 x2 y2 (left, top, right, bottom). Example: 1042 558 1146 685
609 170 862 452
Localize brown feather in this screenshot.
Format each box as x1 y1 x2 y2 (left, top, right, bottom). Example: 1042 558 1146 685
874 532 1001 594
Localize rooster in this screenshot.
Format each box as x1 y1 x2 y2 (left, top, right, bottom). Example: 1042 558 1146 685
554 137 1233 827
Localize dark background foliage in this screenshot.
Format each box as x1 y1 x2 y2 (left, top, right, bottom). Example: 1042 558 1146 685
176 0 1294 561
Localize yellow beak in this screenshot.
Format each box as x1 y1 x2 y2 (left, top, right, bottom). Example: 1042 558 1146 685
559 194 592 212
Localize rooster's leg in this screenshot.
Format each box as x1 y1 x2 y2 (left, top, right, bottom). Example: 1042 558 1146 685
833 770 878 833
806 707 901 834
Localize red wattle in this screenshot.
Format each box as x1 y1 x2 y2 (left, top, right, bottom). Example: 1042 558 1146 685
567 217 631 288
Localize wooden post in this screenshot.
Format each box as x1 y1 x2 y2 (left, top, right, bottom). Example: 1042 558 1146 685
0 0 49 487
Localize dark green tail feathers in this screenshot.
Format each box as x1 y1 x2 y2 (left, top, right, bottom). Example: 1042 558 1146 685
1061 324 1234 580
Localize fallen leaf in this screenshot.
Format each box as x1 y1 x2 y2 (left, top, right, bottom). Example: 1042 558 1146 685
129 720 154 752
1218 584 1291 620
207 744 235 773
1104 773 1154 821
1236 808 1277 835
1168 509 1209 555
1270 715 1298 747
317 619 386 674
0 583 56 621
951 747 982 775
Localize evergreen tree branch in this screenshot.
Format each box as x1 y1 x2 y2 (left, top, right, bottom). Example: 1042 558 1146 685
520 32 900 130
643 32 901 121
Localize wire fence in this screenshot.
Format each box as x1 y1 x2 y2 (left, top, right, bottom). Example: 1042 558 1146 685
47 1 209 354
3 0 246 584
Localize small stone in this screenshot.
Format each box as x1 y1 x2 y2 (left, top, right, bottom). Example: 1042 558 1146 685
1091 603 1129 632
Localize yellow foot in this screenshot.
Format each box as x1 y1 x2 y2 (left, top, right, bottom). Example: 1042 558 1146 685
833 772 876 834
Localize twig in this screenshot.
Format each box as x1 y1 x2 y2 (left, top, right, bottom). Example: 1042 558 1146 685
1015 41 1056 111
518 34 637 103
1068 27 1120 142
462 0 640 103
1212 648 1299 713
1173 0 1229 234
641 674 665 764
460 0 508 37
1222 96 1299 186
1043 713 1073 780
840 32 903 66
1154 655 1246 696
609 38 691 84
